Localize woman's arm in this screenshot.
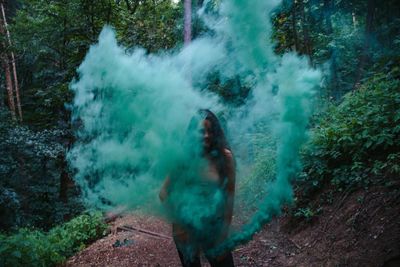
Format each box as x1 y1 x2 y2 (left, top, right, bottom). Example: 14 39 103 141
159 176 171 202
222 149 235 234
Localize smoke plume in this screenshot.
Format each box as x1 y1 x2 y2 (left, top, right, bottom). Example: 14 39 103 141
68 0 321 254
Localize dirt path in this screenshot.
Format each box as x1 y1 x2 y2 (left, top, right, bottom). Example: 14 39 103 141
66 186 400 266
66 213 300 267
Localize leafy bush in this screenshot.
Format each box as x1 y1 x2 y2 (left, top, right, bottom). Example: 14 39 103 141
237 124 277 211
300 68 400 196
0 212 108 267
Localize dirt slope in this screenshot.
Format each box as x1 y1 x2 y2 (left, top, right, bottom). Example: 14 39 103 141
66 184 400 267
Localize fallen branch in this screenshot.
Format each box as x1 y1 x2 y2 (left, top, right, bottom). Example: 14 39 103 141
288 238 302 250
117 225 172 240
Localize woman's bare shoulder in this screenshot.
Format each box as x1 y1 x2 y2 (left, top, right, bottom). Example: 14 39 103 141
223 148 233 156
223 148 235 185
223 148 234 164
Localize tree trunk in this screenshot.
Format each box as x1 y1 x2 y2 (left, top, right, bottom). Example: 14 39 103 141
299 0 312 63
59 154 74 203
1 2 21 120
0 5 16 120
106 0 112 24
353 0 376 90
184 0 192 84
61 11 67 72
323 0 333 33
323 0 339 98
1 55 16 120
90 1 96 40
291 0 299 51
184 0 191 45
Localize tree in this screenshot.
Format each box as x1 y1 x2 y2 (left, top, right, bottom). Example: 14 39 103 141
299 0 312 62
9 0 181 125
184 0 191 44
291 0 299 51
272 0 398 99
1 0 21 120
0 1 14 120
353 0 376 89
0 47 16 120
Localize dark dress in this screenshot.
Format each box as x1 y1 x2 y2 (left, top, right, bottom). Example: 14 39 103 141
168 163 234 267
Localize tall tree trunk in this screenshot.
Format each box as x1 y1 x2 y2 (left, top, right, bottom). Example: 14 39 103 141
90 1 96 40
291 0 299 51
353 0 376 90
1 54 16 120
1 2 21 120
59 154 74 203
184 0 191 45
106 0 112 24
299 0 312 63
184 0 192 85
323 0 333 34
323 0 339 98
352 12 357 29
0 3 16 120
149 0 157 52
61 11 67 72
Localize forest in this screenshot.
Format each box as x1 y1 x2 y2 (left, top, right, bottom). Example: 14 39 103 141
0 0 399 266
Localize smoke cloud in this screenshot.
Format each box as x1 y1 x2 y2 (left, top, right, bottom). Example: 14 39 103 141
68 0 321 255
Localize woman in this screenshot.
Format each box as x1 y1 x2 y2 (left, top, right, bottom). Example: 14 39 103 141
159 109 235 267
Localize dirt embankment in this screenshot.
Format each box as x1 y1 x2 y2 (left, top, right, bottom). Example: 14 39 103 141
66 183 400 267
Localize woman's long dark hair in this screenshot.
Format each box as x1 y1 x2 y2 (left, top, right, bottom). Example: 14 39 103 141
199 109 232 183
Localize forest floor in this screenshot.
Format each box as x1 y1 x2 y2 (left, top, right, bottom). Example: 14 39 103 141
66 183 400 267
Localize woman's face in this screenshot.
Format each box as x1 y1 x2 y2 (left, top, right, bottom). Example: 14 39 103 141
202 119 213 152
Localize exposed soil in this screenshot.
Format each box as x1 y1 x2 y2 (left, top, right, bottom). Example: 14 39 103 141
66 183 400 267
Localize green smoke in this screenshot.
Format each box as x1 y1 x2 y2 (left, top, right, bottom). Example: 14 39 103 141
209 53 320 255
68 0 321 256
68 28 217 213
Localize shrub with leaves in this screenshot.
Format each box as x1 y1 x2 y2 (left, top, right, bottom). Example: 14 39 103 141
0 106 82 229
300 68 400 196
237 123 277 211
0 212 108 267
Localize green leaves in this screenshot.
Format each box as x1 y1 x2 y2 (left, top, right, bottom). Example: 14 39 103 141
294 206 322 221
301 68 400 195
0 212 108 267
10 0 181 127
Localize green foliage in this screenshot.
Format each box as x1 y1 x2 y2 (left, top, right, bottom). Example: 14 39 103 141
115 0 182 52
0 212 108 267
238 152 276 212
0 109 81 229
238 130 276 210
272 0 400 98
294 206 322 221
301 68 400 195
1 0 182 230
10 0 181 127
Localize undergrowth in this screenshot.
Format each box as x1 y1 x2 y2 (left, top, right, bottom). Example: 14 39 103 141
292 67 400 220
0 212 108 267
